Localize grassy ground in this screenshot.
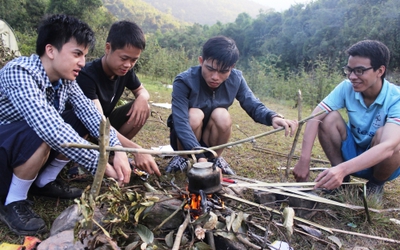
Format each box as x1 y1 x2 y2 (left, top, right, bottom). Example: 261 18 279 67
1 76 400 249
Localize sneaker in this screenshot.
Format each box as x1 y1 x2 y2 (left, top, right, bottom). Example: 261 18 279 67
29 179 83 199
0 200 46 236
209 157 235 175
366 181 384 199
165 156 189 173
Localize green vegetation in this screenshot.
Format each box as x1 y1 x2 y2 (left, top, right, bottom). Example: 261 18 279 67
2 0 400 105
141 0 269 25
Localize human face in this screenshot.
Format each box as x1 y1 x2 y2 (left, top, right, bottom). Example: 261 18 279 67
199 57 233 89
346 55 384 95
103 43 142 78
48 38 88 82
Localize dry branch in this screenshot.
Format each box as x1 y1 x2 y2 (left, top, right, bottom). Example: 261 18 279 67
285 89 303 180
172 211 190 250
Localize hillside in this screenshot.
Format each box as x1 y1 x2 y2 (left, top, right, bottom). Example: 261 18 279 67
106 0 272 26
102 0 188 33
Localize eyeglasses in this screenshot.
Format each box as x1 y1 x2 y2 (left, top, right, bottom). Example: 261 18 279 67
343 66 373 76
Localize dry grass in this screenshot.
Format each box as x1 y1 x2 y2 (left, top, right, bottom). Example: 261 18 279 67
1 76 400 249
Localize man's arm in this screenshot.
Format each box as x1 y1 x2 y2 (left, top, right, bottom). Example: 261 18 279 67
127 85 150 127
293 106 327 182
314 122 400 190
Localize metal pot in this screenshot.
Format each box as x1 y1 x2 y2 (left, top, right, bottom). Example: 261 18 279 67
187 161 222 194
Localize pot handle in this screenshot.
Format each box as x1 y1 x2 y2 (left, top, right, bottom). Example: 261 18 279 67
191 147 218 171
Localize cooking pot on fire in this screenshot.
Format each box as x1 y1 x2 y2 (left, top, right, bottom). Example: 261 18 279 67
187 161 222 194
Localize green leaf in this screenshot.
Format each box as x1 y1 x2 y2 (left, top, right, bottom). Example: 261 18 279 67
134 206 146 222
134 224 154 244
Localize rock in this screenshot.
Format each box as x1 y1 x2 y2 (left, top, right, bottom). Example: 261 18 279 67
50 204 105 236
214 235 246 250
254 190 277 204
141 194 184 230
276 190 319 219
37 230 85 250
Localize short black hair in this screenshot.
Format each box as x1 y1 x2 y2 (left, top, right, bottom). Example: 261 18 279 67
106 20 146 51
202 36 239 70
36 14 95 56
346 40 390 80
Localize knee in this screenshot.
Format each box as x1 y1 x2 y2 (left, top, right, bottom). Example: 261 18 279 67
189 108 204 128
211 108 232 129
319 111 343 132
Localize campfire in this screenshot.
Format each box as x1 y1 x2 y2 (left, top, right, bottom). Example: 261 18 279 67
183 191 225 219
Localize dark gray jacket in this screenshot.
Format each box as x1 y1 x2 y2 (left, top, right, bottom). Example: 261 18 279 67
171 66 277 156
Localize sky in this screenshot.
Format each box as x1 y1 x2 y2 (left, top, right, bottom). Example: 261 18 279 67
253 0 311 12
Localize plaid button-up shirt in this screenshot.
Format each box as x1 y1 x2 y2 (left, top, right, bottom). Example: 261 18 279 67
0 54 121 174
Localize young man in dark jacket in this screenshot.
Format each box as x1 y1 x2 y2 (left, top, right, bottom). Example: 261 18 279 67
167 36 298 173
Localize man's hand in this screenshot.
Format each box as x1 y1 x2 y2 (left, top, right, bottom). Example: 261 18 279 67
126 95 150 127
314 166 346 190
293 157 311 182
105 149 131 185
272 117 298 137
133 153 161 176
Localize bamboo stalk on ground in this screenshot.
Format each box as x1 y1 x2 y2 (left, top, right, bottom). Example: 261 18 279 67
252 147 330 164
222 193 400 244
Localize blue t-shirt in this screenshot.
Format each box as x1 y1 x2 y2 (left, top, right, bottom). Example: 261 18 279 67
318 79 400 149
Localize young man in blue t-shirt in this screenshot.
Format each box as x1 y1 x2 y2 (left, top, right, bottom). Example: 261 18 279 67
293 40 400 198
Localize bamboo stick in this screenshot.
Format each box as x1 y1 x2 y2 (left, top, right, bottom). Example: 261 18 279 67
252 147 330 164
221 193 333 234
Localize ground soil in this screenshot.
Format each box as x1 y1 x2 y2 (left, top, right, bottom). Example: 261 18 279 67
1 81 400 249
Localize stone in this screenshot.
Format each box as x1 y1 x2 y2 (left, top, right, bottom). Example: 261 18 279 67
37 230 85 250
141 194 184 230
50 204 105 236
214 235 246 250
254 190 277 204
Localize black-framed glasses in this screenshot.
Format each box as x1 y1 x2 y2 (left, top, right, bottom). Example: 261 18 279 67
343 66 373 76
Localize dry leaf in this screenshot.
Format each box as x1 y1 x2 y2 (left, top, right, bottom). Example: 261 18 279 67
282 207 295 238
297 224 322 238
203 212 218 230
328 235 342 249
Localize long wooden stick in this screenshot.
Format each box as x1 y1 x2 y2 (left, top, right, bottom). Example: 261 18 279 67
61 110 326 156
285 90 303 180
